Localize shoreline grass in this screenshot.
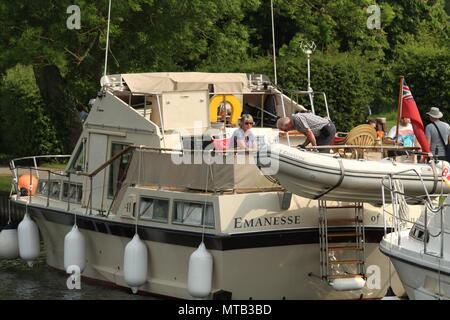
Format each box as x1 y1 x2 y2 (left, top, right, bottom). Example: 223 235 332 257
368 110 398 132
0 175 13 193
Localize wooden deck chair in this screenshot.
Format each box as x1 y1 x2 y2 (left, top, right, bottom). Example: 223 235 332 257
334 124 377 158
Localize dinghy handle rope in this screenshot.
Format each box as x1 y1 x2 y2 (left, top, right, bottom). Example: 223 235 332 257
201 164 211 244
135 148 143 235
430 160 438 195
381 169 443 213
313 158 345 200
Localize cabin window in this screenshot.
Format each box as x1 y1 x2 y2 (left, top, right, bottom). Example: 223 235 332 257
108 142 131 198
69 138 86 172
36 180 49 195
49 181 61 199
173 200 214 228
138 197 169 222
409 225 429 242
62 182 83 204
255 136 266 149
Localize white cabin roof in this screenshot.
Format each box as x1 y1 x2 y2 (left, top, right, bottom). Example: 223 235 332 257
104 72 251 93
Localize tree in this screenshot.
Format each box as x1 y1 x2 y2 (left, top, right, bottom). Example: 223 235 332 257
0 64 61 157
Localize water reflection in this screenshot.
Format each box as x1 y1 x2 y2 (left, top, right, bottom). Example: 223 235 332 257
0 247 155 300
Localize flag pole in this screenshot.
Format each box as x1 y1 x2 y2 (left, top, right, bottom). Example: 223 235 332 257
395 76 404 146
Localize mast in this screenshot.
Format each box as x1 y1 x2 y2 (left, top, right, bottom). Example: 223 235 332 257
300 41 317 114
103 0 112 85
270 0 277 85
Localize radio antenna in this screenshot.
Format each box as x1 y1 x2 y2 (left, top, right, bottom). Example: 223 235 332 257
103 0 112 84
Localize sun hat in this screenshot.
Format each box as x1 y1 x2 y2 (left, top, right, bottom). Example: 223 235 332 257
426 107 443 119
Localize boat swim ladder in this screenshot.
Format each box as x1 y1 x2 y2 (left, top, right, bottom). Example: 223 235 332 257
319 201 366 286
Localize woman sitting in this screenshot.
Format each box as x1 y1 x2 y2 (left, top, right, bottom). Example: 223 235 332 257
228 114 258 150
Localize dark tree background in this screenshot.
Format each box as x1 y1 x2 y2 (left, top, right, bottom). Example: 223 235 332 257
0 0 448 158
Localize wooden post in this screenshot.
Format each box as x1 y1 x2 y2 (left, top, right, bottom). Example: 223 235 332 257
395 76 404 146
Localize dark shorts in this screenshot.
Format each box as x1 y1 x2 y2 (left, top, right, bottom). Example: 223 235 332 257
316 122 336 153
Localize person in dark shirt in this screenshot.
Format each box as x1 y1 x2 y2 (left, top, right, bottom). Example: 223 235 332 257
277 113 336 153
425 107 450 159
76 104 88 122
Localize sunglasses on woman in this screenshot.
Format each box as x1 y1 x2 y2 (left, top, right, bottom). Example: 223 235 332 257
245 122 254 125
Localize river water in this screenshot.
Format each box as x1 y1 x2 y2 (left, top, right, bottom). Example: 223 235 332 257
0 247 156 300
0 191 158 300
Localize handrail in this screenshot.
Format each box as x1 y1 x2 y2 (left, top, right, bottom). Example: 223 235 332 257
10 154 71 163
10 155 71 180
305 145 420 150
380 168 447 258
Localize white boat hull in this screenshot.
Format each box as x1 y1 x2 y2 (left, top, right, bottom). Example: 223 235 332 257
380 231 450 300
258 144 448 203
19 200 409 300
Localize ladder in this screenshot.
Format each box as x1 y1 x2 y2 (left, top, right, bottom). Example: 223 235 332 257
319 200 366 283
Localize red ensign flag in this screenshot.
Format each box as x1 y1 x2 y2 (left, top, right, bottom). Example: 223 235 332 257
400 79 430 153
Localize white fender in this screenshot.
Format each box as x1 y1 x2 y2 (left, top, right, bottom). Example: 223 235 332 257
329 277 366 291
18 213 40 267
64 225 86 272
187 242 213 298
0 223 19 259
123 234 148 294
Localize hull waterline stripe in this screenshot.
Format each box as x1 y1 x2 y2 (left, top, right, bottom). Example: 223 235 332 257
16 202 388 251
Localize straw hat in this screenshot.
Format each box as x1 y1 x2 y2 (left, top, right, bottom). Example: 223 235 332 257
426 107 443 119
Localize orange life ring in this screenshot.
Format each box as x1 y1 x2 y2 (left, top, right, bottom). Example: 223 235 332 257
18 174 38 196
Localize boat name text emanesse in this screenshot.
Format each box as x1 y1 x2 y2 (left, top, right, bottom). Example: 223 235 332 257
234 215 301 229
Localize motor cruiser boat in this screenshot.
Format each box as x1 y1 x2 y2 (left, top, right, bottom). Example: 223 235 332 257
3 72 430 299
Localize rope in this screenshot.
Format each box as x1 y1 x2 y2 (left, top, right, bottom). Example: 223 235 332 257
429 160 438 195
314 157 345 199
134 148 143 235
201 164 211 244
392 180 409 228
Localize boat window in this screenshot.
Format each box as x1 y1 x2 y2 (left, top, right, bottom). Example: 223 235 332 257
69 138 86 172
36 180 49 195
62 182 83 204
108 142 131 198
255 136 267 149
138 197 169 222
49 181 61 199
409 225 429 242
173 201 214 228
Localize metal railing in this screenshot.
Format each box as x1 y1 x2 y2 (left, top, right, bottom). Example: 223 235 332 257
110 87 300 147
381 168 447 258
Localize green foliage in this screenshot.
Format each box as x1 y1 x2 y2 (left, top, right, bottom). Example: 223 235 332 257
369 110 397 132
0 0 448 154
0 154 11 165
0 175 13 193
394 43 450 120
0 64 61 157
278 42 379 131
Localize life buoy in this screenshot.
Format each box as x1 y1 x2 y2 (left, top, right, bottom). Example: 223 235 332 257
18 174 38 196
209 94 242 126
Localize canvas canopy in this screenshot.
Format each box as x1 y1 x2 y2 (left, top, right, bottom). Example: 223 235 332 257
121 72 250 94
111 149 275 214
